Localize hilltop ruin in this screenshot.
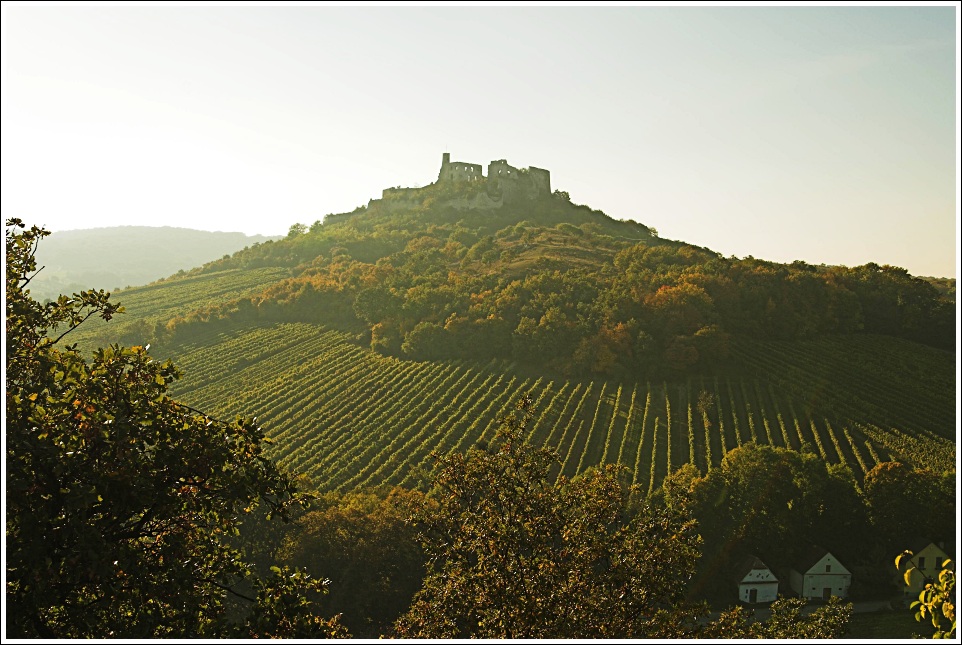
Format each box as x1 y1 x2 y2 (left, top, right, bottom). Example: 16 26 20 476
375 153 552 211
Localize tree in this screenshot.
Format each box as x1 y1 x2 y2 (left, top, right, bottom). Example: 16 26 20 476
287 222 308 237
695 388 716 426
693 443 803 558
700 596 852 639
353 285 401 325
394 398 706 639
401 321 449 360
864 462 953 551
394 398 852 639
896 552 956 639
662 443 871 604
5 219 346 638
276 487 427 637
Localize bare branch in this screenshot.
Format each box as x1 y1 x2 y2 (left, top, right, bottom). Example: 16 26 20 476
48 310 97 346
21 264 45 289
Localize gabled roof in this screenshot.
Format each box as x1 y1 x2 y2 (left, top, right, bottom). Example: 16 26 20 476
907 537 954 560
905 538 956 569
908 537 939 555
792 544 847 574
734 555 777 584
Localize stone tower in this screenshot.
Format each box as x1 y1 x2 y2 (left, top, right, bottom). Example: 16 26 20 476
438 152 482 183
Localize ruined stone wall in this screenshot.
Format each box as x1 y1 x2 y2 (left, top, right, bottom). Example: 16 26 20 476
438 159 483 183
487 159 551 200
373 153 551 215
527 166 551 195
369 194 424 214
487 159 521 181
382 186 419 199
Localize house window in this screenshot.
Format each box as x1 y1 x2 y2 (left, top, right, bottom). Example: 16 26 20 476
936 557 943 569
919 557 926 570
825 564 831 573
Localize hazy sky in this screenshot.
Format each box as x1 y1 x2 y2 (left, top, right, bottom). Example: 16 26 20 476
2 5 958 277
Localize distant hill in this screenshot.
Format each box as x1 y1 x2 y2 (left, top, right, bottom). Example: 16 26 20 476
30 226 281 301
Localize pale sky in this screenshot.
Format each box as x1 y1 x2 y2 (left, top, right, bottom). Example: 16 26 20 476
2 4 959 277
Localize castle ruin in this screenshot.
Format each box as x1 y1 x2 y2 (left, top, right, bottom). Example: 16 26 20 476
437 153 483 183
379 152 551 207
438 152 551 198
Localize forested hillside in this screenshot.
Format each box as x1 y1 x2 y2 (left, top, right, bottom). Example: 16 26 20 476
64 177 955 493
166 184 954 377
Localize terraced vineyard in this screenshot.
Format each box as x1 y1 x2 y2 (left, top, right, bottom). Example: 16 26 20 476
167 321 956 493
729 335 956 473
65 267 290 351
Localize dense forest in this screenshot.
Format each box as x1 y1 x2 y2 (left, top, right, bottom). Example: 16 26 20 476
5 171 956 639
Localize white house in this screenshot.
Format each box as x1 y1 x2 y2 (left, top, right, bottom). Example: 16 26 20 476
789 547 851 600
898 539 953 599
735 555 779 604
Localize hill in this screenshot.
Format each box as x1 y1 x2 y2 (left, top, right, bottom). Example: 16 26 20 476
29 225 280 302
61 165 956 498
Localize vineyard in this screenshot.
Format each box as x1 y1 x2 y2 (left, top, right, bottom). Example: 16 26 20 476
167 321 956 493
730 335 956 473
65 267 290 351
